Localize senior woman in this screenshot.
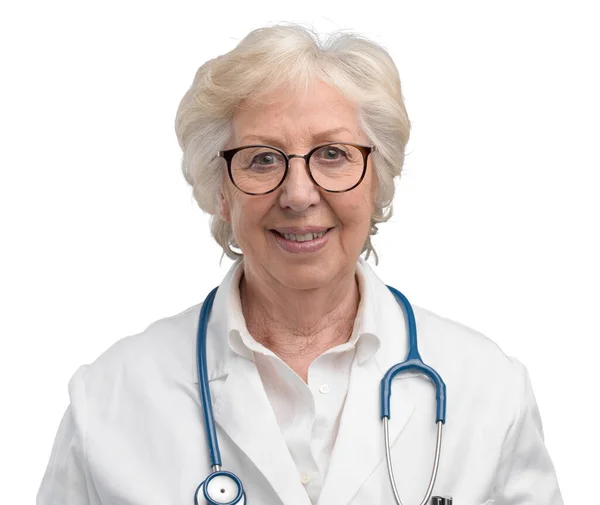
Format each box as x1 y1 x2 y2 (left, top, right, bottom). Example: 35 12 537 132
38 25 563 505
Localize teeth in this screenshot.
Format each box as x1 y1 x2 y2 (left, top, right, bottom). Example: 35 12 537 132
282 231 326 242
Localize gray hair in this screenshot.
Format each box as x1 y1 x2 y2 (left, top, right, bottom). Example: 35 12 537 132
174 24 410 263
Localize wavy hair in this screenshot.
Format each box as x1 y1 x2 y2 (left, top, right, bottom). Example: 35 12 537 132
175 24 410 263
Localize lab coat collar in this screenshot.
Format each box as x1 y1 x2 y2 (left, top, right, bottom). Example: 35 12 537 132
190 258 246 383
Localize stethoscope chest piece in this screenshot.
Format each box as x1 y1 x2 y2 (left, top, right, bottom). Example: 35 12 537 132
195 470 246 505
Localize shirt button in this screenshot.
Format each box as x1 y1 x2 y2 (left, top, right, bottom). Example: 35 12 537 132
319 384 330 394
300 472 311 485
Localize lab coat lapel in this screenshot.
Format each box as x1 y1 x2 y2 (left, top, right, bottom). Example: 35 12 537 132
317 354 416 505
318 259 417 505
213 357 311 505
194 260 311 505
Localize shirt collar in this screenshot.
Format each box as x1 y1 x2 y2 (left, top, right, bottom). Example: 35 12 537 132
193 257 408 383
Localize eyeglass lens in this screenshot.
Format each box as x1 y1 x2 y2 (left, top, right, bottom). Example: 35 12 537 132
230 144 365 194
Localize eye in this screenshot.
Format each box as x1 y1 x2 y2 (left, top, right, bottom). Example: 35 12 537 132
314 146 348 161
320 146 345 160
252 153 276 165
250 151 284 167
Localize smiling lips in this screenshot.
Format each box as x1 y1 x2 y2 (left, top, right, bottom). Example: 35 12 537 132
271 227 332 253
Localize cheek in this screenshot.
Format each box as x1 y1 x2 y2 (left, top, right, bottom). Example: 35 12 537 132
334 193 374 238
227 196 273 245
346 184 376 244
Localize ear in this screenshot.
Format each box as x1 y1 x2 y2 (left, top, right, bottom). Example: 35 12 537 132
218 186 231 223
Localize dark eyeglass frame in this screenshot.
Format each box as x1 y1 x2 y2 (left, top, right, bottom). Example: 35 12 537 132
218 142 376 196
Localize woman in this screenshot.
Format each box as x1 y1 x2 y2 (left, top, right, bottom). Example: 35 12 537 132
37 24 563 505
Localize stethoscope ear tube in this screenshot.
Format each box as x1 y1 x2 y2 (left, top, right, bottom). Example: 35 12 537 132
384 418 443 505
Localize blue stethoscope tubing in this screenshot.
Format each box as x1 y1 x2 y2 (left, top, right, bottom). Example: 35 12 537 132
194 285 447 505
383 286 447 505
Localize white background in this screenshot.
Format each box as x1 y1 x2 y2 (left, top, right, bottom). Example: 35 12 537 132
1 0 598 503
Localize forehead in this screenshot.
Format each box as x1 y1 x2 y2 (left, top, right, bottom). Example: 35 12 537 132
231 80 363 146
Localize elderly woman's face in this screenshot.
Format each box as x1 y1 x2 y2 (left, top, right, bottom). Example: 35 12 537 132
219 80 376 290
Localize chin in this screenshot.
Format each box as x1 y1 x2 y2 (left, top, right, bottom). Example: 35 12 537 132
269 258 344 291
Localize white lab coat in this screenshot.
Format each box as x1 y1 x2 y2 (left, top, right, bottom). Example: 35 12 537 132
37 259 563 505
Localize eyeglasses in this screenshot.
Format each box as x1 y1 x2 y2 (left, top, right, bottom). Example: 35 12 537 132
218 142 376 196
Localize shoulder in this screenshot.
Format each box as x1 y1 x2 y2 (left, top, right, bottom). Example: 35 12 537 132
359 259 520 382
414 305 507 362
69 302 202 401
413 305 526 408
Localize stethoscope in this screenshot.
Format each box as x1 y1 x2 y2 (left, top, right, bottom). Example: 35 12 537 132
194 285 449 505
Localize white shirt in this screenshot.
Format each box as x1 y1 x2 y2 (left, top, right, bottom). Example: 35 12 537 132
225 261 379 503
37 258 564 505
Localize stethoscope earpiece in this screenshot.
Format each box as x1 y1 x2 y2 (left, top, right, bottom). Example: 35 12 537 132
195 470 246 505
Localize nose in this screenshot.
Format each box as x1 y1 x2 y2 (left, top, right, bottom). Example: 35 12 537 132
278 157 321 212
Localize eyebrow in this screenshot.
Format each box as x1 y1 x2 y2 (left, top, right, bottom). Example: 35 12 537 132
240 127 354 147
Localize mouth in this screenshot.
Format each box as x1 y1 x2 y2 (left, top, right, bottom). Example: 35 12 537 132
269 227 333 252
271 229 331 242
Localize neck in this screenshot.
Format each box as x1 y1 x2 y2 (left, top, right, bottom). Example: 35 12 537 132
239 263 360 381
